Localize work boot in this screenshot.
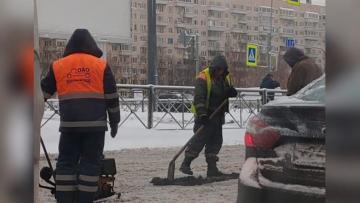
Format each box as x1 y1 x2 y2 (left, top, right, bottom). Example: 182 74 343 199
206 157 225 177
179 156 195 175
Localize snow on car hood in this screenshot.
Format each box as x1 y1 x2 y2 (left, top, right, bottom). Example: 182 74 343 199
266 75 325 107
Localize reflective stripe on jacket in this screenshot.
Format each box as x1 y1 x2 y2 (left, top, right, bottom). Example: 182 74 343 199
191 67 231 115
42 53 120 132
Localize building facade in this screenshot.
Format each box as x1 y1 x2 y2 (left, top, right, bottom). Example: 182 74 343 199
39 0 325 87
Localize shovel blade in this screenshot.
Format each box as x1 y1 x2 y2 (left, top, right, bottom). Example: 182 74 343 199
167 161 175 181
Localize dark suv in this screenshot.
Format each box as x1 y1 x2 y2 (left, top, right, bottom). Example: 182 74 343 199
237 75 325 203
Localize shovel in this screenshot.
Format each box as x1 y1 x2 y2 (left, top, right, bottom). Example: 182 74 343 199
167 99 228 181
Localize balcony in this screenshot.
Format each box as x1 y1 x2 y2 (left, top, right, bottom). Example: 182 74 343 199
208 25 226 32
110 49 132 56
157 41 168 48
306 50 322 57
279 28 295 38
208 50 225 57
231 27 247 34
304 34 320 40
279 7 296 19
175 43 187 49
175 22 186 28
157 20 168 26
207 36 221 41
208 45 225 51
184 11 197 18
305 18 320 23
305 42 323 49
156 0 168 5
280 32 295 38
231 9 247 15
258 12 272 17
208 5 227 12
304 39 322 46
305 12 320 22
280 14 296 20
237 19 248 24
175 1 193 7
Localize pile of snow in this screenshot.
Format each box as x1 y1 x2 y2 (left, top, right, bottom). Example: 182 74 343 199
239 158 261 188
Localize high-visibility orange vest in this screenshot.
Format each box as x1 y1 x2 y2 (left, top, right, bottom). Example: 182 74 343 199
52 53 107 100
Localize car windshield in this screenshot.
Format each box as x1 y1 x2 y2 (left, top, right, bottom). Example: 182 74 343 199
294 75 325 103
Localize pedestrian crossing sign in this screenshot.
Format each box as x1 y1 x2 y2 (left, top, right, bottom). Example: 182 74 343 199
287 0 301 6
246 43 258 67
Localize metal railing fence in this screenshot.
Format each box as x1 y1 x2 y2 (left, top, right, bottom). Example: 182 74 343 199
41 84 287 130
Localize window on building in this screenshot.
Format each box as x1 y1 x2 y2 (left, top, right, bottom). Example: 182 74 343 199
159 26 165 33
168 38 173 44
112 44 118 51
156 4 165 12
140 47 147 54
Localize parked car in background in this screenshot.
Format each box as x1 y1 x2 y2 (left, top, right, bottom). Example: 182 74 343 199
237 75 325 203
156 92 193 113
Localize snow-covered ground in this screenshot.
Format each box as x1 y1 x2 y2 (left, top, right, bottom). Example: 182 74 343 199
41 110 247 154
39 108 250 202
39 145 245 203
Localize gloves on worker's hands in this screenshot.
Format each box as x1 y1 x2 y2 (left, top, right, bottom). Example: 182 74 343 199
110 124 118 138
198 114 209 126
226 86 238 98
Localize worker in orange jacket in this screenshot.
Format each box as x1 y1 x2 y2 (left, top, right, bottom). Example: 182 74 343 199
41 29 120 203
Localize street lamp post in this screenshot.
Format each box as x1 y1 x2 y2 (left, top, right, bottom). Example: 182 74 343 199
267 0 274 71
195 33 200 75
147 0 158 85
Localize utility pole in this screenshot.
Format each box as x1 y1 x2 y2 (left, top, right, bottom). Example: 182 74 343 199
267 0 274 71
34 0 40 202
147 0 158 85
195 33 200 75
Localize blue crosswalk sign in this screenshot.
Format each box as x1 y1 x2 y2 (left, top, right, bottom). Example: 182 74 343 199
248 48 256 62
286 38 295 48
246 43 258 67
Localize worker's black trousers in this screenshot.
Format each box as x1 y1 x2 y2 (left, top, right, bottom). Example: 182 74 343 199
185 115 223 160
55 132 105 203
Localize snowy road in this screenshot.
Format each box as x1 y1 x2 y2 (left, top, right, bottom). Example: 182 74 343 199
39 145 245 203
39 110 247 202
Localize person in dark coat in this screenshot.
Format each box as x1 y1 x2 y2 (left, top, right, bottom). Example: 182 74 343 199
283 48 323 96
259 73 280 103
41 29 120 203
180 55 237 177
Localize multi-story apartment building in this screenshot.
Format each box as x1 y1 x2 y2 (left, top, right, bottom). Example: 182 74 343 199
39 0 325 87
132 0 325 86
